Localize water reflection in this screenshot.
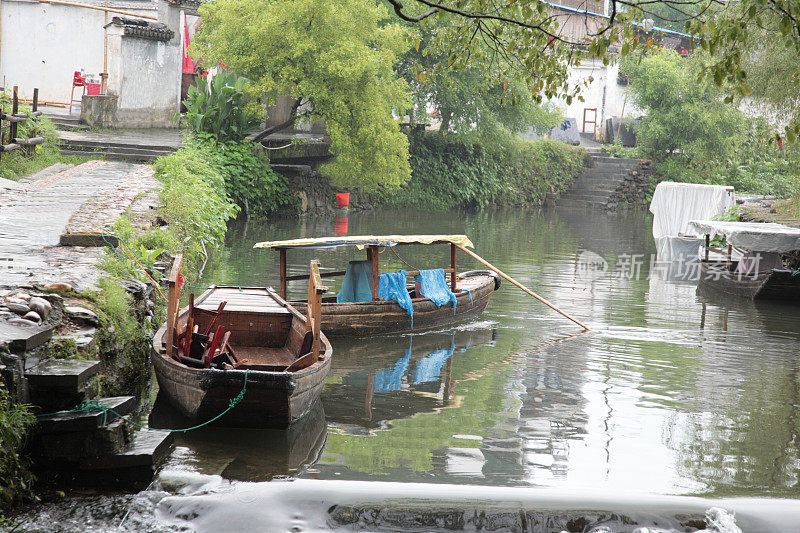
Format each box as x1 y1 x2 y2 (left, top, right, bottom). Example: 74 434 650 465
149 395 327 481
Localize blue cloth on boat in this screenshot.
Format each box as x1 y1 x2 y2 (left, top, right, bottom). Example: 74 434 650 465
415 269 457 310
411 338 456 385
378 270 413 326
337 260 373 303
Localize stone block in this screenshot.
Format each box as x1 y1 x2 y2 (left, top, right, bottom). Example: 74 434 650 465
81 94 119 128
36 396 136 434
29 419 129 460
0 321 53 353
26 358 101 393
59 232 120 248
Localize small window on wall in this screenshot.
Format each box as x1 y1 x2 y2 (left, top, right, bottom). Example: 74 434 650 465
617 73 628 86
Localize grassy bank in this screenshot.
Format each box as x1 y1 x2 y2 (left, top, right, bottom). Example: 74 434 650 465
376 132 587 210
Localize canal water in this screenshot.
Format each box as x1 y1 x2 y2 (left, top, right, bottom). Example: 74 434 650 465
16 208 800 531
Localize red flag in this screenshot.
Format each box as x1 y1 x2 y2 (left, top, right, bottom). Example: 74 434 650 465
182 14 195 74
177 272 185 289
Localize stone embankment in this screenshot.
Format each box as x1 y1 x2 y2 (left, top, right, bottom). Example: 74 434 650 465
0 161 172 487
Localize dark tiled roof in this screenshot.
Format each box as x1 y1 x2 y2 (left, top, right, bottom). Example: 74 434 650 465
106 16 175 42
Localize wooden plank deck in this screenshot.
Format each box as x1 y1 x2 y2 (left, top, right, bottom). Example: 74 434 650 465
197 287 290 314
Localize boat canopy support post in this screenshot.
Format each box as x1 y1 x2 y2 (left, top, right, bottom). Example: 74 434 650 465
165 254 183 360
704 235 710 262
369 245 379 300
307 260 328 360
455 245 591 331
279 248 287 300
450 243 457 292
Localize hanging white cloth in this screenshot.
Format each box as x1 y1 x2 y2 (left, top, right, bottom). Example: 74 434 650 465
649 182 734 239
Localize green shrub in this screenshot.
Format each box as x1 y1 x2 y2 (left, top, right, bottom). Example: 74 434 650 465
214 139 295 217
0 385 36 509
153 136 239 272
181 70 261 143
621 49 800 196
376 132 585 210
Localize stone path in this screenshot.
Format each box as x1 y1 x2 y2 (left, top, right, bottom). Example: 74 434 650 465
0 161 159 290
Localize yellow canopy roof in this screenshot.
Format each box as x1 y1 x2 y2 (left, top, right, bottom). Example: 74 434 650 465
253 234 474 250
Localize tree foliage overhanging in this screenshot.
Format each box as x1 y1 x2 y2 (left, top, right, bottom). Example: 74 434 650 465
398 24 562 138
386 0 800 140
192 0 412 191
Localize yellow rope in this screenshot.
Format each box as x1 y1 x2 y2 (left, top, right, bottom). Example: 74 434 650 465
389 246 417 271
65 230 168 302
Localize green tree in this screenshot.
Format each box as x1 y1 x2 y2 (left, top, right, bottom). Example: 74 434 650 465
398 28 562 138
192 0 412 190
621 49 744 166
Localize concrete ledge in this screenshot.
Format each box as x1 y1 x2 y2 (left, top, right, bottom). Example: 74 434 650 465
59 232 120 248
81 95 176 129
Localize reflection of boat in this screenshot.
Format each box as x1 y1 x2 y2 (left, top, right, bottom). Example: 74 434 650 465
252 235 500 336
152 257 333 428
323 328 497 428
149 394 327 481
691 220 800 303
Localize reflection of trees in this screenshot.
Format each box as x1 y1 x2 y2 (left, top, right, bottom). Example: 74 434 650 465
669 301 800 495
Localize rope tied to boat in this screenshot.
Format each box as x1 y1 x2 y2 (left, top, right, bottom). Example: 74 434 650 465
36 369 249 433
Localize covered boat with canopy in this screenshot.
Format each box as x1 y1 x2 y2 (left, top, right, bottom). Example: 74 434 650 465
253 234 501 336
688 220 800 302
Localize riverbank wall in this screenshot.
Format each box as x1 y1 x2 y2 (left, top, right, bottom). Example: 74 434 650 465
0 161 175 507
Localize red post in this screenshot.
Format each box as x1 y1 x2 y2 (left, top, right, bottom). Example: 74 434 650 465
369 246 379 300
279 248 287 300
450 243 457 292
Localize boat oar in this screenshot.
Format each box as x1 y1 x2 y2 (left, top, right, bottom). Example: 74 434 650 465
455 245 591 331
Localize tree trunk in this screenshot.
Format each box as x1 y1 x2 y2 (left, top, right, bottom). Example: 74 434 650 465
253 98 303 143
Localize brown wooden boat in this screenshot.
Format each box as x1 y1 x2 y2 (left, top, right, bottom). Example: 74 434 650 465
151 256 333 428
691 220 800 304
252 235 501 336
698 261 800 302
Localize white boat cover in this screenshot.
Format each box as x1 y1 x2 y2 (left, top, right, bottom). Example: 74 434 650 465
688 220 800 252
254 234 474 250
649 182 734 239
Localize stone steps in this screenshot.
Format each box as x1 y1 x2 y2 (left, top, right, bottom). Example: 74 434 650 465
31 394 174 488
35 395 136 433
57 130 181 163
59 148 167 162
26 359 101 412
555 154 646 209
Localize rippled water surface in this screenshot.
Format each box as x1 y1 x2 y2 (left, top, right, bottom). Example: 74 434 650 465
17 207 800 531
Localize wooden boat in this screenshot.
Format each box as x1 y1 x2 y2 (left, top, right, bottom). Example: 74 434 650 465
698 262 800 301
691 220 800 304
252 235 501 336
151 255 333 428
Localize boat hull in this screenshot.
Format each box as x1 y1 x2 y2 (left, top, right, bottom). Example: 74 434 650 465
151 342 330 429
698 262 800 303
290 274 497 336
